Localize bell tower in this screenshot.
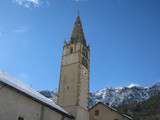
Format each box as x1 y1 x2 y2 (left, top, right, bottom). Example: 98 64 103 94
57 16 90 120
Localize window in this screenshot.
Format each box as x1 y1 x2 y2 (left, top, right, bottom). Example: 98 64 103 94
18 117 24 120
95 110 99 116
67 86 69 90
70 47 73 53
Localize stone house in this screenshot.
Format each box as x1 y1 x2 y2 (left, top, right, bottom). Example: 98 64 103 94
89 102 132 120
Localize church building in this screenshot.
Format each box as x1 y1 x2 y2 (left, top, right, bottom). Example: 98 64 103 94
0 16 132 120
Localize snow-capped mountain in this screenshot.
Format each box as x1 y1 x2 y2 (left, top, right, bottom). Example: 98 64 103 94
39 82 160 107
39 89 58 102
89 82 160 107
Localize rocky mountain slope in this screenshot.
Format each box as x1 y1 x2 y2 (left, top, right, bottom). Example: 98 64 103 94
118 94 160 120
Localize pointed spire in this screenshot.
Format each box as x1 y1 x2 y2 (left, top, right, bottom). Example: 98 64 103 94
70 16 86 45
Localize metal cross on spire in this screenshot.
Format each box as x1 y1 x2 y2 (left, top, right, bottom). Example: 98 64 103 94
75 0 80 16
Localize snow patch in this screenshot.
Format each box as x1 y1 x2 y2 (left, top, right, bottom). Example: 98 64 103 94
128 83 140 88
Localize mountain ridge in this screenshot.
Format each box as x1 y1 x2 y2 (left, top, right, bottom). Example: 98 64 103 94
89 82 160 107
39 82 160 107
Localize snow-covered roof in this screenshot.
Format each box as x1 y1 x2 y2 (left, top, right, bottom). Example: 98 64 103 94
0 72 73 118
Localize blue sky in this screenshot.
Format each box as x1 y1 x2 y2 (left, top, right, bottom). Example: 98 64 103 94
0 0 160 91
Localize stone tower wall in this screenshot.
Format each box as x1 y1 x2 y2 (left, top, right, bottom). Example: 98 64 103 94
57 16 90 120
